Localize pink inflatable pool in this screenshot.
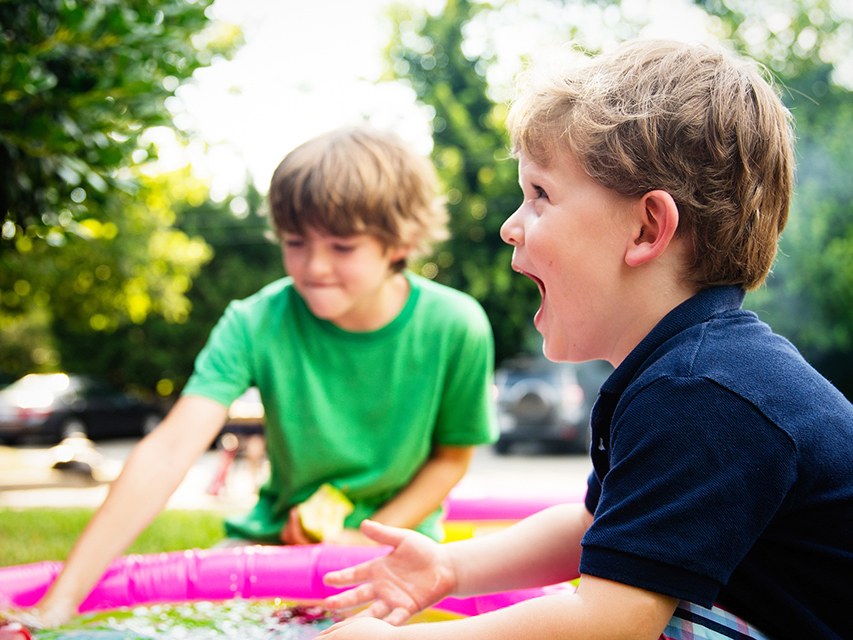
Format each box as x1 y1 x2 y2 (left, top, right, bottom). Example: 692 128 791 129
444 481 587 521
0 544 574 618
0 482 584 624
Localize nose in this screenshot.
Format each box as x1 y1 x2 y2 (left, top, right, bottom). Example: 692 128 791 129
305 244 333 278
500 203 525 247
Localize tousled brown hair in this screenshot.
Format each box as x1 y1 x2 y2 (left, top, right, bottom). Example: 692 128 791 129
507 39 795 290
269 126 448 270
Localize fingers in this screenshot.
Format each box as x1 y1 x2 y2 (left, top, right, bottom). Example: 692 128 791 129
358 520 409 547
383 607 413 627
323 560 374 588
354 600 391 620
281 507 313 545
351 603 411 627
317 617 356 637
324 583 376 611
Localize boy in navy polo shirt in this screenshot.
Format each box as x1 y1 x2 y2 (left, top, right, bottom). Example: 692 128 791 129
319 40 853 640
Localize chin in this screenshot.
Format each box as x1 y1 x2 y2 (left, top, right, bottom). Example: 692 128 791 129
543 338 588 364
541 340 566 363
306 304 342 322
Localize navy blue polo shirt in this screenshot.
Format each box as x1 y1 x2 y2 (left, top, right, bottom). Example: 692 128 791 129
580 286 853 640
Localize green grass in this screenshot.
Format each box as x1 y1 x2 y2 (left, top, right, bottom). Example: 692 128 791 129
0 508 229 567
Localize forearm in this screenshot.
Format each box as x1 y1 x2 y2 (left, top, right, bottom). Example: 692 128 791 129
38 396 226 615
369 446 474 530
390 586 673 640
447 503 592 596
40 435 188 609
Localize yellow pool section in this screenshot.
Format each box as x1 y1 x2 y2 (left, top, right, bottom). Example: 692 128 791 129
442 519 515 542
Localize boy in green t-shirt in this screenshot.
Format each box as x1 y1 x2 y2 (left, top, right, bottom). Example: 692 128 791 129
34 126 498 626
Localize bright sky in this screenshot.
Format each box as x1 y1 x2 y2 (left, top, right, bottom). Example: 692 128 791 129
150 0 715 201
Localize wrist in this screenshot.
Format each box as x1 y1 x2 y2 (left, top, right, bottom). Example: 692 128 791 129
435 543 460 598
35 592 79 628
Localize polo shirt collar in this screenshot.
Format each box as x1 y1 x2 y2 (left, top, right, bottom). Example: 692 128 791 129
600 286 746 396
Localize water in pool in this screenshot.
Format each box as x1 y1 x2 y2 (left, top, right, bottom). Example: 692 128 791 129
25 599 457 640
32 600 339 640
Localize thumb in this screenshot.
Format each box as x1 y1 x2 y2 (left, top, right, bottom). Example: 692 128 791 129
359 520 409 547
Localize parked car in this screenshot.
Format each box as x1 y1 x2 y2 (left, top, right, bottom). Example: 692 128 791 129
493 355 612 454
0 373 164 444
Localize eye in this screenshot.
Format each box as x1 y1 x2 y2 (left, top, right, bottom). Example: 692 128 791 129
332 243 357 253
283 236 304 249
533 184 549 200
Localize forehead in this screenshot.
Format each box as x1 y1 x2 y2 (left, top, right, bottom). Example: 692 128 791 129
281 227 366 241
518 150 584 185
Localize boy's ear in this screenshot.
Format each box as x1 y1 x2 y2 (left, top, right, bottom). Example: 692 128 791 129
624 190 680 267
388 245 412 263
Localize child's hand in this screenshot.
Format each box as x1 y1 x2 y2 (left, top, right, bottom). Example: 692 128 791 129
0 621 32 640
322 520 456 626
25 594 78 629
317 617 399 639
0 608 42 639
280 506 314 545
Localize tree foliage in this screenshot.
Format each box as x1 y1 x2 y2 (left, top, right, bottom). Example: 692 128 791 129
389 0 853 395
693 0 853 394
0 0 241 381
386 0 542 365
55 184 282 393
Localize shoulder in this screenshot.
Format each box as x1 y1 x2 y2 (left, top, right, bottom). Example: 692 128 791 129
633 308 817 396
224 277 295 320
409 273 490 327
621 308 852 451
408 274 493 348
210 278 299 343
229 277 293 309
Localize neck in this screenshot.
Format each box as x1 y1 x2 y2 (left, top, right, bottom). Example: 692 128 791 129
606 278 699 368
333 272 410 332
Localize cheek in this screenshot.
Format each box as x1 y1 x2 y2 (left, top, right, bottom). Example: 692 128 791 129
282 251 302 276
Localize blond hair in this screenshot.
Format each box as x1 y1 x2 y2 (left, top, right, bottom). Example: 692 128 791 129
269 126 448 269
507 39 795 290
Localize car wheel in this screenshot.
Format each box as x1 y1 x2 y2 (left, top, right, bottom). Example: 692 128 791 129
59 417 88 440
494 437 512 455
141 413 162 436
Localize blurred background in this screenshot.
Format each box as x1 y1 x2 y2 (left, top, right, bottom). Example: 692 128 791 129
2 0 852 419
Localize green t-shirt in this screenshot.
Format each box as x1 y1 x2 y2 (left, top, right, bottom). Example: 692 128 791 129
183 272 497 542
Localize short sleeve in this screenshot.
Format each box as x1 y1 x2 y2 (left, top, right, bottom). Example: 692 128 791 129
580 376 797 605
182 301 254 407
432 301 498 447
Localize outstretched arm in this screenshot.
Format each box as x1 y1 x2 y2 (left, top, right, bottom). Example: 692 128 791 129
323 502 592 623
34 395 228 626
321 504 676 639
322 577 677 640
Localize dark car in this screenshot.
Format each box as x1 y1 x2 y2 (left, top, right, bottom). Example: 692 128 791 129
494 355 612 454
0 373 163 444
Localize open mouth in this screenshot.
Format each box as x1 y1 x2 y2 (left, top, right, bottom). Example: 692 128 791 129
513 265 546 299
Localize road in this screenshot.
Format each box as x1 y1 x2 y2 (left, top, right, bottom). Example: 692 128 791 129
0 438 592 513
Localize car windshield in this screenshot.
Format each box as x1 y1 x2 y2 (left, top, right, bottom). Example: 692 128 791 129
7 373 73 391
2 374 78 408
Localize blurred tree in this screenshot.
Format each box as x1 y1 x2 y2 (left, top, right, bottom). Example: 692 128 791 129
690 0 853 396
389 0 853 397
385 0 543 365
55 182 283 393
0 0 241 382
